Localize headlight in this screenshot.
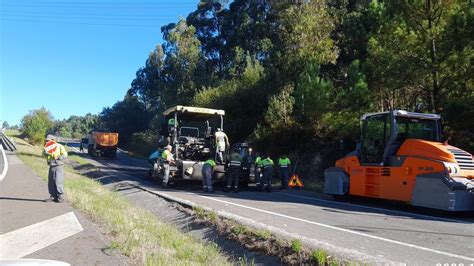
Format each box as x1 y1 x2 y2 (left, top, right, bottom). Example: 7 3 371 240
443 162 460 176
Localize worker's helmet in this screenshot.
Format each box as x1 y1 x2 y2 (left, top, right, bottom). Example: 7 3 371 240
45 135 56 141
166 145 172 150
217 128 221 132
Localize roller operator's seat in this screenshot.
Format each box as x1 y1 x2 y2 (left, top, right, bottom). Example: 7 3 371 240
385 132 408 165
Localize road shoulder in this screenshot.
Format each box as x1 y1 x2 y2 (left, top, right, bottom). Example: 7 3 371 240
0 152 128 265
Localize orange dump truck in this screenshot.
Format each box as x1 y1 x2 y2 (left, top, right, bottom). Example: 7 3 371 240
324 110 474 211
86 130 119 158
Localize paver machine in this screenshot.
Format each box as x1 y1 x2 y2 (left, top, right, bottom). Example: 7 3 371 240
324 110 474 211
159 105 227 183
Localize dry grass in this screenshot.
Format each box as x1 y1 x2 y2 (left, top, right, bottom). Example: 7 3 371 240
10 132 230 265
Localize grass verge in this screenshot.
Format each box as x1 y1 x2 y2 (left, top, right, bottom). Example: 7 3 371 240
10 132 230 265
189 206 340 265
64 149 90 166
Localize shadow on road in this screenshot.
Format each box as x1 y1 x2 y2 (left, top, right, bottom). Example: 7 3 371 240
0 196 45 202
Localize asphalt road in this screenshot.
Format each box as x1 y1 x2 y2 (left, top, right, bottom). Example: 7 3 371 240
65 142 474 265
0 151 127 265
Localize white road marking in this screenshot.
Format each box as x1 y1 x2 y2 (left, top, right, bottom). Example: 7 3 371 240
117 148 128 153
201 195 474 262
0 145 9 182
67 146 80 153
0 259 70 266
0 212 83 259
274 192 469 224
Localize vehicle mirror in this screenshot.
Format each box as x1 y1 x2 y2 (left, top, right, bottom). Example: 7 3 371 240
206 127 212 138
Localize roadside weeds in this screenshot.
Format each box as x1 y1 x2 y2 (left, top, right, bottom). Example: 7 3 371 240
186 206 344 265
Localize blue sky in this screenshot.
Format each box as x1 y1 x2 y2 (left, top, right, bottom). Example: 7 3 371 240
0 0 199 126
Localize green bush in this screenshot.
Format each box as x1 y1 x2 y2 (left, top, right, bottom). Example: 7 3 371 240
20 107 53 144
291 239 302 253
311 249 328 265
127 131 159 157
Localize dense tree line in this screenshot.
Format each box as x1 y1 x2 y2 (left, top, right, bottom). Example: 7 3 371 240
51 114 100 139
100 0 473 174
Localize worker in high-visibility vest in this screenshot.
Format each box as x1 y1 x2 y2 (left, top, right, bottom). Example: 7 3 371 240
161 145 174 188
214 128 229 163
254 153 262 189
278 155 291 190
202 158 216 192
224 148 242 193
260 155 274 192
43 137 68 203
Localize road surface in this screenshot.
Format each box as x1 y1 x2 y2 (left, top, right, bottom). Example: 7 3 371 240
0 150 127 265
66 142 474 265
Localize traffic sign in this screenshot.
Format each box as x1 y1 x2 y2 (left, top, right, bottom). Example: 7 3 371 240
44 140 58 155
288 174 304 188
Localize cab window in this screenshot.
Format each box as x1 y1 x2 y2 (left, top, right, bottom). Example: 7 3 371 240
361 114 390 164
395 116 439 142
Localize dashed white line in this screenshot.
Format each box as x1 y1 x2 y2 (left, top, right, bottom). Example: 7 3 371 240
200 195 474 262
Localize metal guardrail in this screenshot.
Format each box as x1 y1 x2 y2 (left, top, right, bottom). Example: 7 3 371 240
1 130 17 152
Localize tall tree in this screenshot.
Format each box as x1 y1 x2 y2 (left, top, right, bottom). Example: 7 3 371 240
367 0 473 112
187 0 226 77
162 19 202 106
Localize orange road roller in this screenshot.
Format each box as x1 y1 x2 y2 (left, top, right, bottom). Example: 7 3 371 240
324 110 474 211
